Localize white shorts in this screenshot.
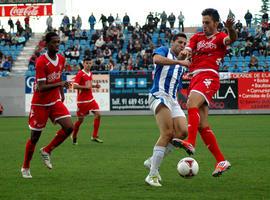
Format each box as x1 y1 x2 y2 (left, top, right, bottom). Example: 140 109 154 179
149 92 186 118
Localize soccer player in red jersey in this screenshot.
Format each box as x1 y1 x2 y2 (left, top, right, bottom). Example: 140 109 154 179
71 57 103 144
172 8 237 177
21 32 74 178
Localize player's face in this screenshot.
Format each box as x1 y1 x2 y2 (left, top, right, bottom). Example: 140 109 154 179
202 15 219 36
47 36 60 54
83 60 93 70
171 36 187 56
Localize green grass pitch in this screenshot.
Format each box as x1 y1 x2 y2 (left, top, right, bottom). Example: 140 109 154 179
0 115 269 200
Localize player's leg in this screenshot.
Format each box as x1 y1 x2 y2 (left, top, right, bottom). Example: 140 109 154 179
21 130 42 178
72 116 84 145
41 102 73 169
22 105 48 178
198 105 231 177
146 104 174 186
91 110 103 143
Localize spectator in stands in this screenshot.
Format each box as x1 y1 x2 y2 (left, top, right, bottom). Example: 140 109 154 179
71 16 76 29
107 14 115 26
2 57 12 72
46 15 53 31
244 10 253 27
115 13 121 26
123 13 130 29
178 11 185 32
95 35 105 48
107 57 115 71
262 11 269 23
76 15 82 30
160 11 167 27
61 15 70 29
15 19 21 32
231 64 242 73
147 12 154 28
243 40 253 57
263 62 270 71
103 46 112 59
264 39 270 56
99 14 107 28
154 12 160 29
8 18 14 33
248 55 258 71
168 13 176 29
89 13 96 30
235 20 243 32
24 16 30 29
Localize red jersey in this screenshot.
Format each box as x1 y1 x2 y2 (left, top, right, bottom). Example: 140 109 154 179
74 70 94 103
187 32 228 73
31 53 65 106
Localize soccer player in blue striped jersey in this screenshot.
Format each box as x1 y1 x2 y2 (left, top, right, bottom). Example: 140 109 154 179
144 33 190 187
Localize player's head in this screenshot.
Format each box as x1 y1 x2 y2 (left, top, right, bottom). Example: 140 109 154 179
170 33 187 56
45 32 60 54
83 57 93 71
201 8 220 36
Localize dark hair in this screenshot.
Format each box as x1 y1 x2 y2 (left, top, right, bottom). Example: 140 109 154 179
83 56 93 61
202 8 220 22
45 32 58 43
171 33 187 41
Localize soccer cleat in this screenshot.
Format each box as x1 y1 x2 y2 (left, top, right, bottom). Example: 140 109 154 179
212 160 231 177
143 158 162 181
21 168 32 179
172 138 195 155
145 174 162 187
72 137 78 145
40 148 53 169
91 136 103 143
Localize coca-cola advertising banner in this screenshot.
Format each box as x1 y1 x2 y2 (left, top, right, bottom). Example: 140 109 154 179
0 4 52 16
0 0 53 4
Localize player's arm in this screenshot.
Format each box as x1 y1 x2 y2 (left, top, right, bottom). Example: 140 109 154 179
153 54 190 67
73 82 92 90
223 17 238 45
37 80 70 92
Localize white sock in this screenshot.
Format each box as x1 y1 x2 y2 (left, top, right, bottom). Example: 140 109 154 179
147 143 175 163
150 146 166 176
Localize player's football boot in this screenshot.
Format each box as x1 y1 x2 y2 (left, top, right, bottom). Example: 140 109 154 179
143 158 162 181
40 148 53 169
71 136 78 145
212 160 231 177
21 168 32 179
145 174 162 187
91 136 103 143
172 138 195 155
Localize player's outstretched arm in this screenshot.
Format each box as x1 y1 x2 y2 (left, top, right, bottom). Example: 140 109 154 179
153 54 190 67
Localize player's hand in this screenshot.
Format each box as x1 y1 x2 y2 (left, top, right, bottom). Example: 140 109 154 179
61 96 65 102
61 81 71 89
224 17 235 29
179 49 190 59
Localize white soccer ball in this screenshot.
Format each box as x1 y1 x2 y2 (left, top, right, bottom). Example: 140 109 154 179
177 157 199 178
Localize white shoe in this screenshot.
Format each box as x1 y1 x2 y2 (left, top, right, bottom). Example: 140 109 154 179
40 148 53 169
21 168 32 179
212 160 231 177
145 174 162 187
143 158 162 182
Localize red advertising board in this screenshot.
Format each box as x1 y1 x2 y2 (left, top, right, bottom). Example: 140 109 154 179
0 4 52 16
233 72 270 110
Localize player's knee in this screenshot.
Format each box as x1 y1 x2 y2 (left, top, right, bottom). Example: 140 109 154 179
64 127 73 136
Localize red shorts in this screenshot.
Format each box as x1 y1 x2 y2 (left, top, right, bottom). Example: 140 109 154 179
77 100 99 117
29 101 71 131
188 71 220 105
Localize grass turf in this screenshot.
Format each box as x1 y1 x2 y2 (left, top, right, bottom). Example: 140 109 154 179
0 115 269 200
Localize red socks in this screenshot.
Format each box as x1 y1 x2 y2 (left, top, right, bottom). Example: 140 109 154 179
187 108 200 146
72 120 82 139
92 118 100 138
43 129 68 154
23 139 36 169
199 127 225 162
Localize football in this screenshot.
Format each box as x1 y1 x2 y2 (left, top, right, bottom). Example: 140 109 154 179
177 157 199 178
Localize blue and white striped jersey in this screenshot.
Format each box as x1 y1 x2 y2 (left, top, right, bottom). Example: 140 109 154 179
150 46 185 99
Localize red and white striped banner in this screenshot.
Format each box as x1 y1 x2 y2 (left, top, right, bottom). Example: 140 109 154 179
0 4 52 16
